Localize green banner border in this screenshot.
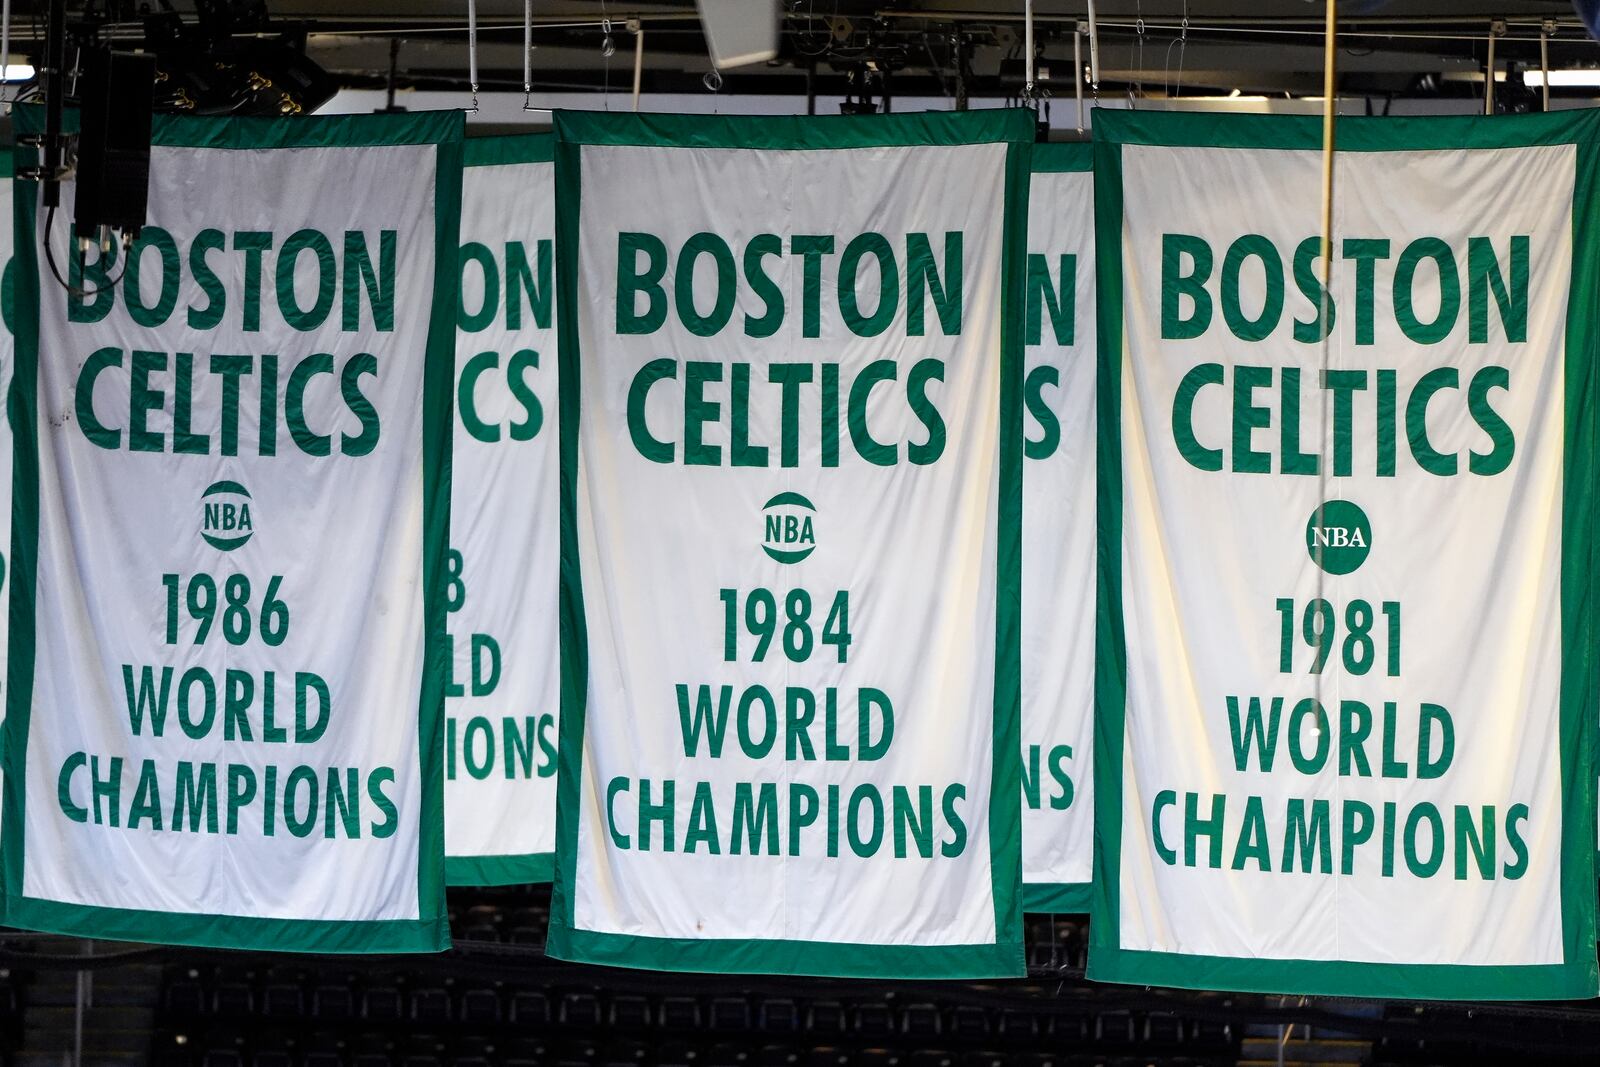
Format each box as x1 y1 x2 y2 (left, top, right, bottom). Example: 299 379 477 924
1021 145 1092 915
1088 108 1599 1000
0 108 463 953
548 108 1031 978
465 133 555 168
446 851 554 886
1032 142 1091 173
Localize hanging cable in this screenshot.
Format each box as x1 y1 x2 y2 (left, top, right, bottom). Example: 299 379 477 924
466 0 480 111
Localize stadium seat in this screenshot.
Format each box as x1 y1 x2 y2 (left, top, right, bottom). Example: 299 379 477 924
560 989 603 1026
756 997 800 1033
807 1000 847 1035
710 995 753 1030
411 985 454 1024
948 1006 989 1039
312 981 357 1021
363 982 405 1022
212 972 256 1017
901 1003 942 1038
165 970 207 1016
599 1036 650 1067
754 1045 800 1067
661 994 704 1031
509 989 551 1026
261 974 305 1018
854 1002 895 1038
459 985 502 1025
1095 1011 1136 1046
1143 1012 1184 1048
609 993 652 1028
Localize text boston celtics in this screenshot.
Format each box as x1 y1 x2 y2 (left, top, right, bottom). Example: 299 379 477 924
606 228 984 859
58 227 403 840
1154 229 1532 882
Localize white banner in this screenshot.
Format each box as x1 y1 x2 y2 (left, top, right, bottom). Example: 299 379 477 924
1021 145 1096 912
446 136 559 885
1 110 462 952
1091 110 1598 999
548 111 1033 978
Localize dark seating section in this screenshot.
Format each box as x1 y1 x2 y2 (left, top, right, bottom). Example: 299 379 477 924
0 967 29 1065
147 885 1235 1067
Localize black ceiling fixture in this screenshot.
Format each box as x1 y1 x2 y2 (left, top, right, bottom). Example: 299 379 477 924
141 0 337 117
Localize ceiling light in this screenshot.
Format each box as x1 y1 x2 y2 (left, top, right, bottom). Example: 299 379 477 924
1523 69 1600 88
1 63 34 82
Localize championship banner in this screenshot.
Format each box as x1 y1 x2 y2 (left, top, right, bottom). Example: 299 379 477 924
1092 110 1598 999
446 134 559 886
2 109 462 952
549 110 1032 978
1022 144 1095 913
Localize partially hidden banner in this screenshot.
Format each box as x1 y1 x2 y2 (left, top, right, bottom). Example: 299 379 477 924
447 135 559 886
2 109 462 952
549 110 1032 978
1022 144 1095 913
1092 109 1598 999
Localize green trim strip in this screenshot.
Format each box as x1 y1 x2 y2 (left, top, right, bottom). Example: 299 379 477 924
987 136 1029 966
1022 881 1092 914
1092 106 1600 152
549 115 1029 978
14 103 460 148
1558 122 1600 994
1031 142 1092 173
1088 134 1127 971
1088 109 1599 1000
553 108 1035 151
416 130 465 946
0 896 449 955
1090 949 1594 1001
546 927 1026 980
2 140 43 918
446 852 554 887
0 113 461 955
549 132 588 947
465 133 555 167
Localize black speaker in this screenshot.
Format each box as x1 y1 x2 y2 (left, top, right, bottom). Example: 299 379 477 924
74 48 156 241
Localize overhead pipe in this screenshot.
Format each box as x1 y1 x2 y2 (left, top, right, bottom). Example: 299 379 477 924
1074 23 1084 132
1086 0 1101 87
631 20 645 111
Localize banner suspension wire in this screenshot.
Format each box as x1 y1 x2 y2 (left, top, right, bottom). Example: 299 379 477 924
466 0 480 112
1315 0 1338 727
